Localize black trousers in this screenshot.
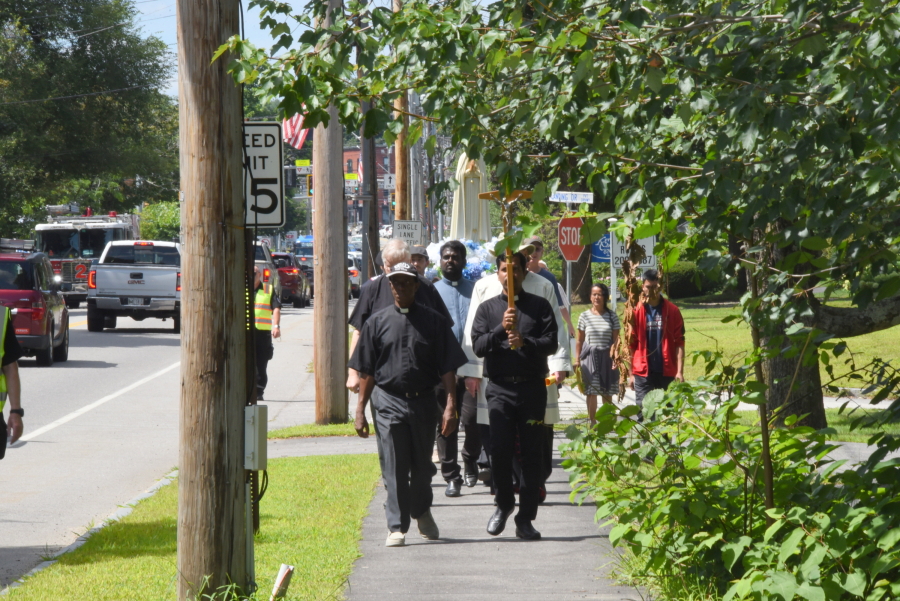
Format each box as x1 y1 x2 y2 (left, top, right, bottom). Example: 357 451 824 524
435 378 480 482
486 380 547 523
634 373 676 407
0 412 6 460
372 387 439 533
255 331 274 395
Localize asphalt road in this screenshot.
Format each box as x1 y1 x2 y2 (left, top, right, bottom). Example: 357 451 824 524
0 299 322 588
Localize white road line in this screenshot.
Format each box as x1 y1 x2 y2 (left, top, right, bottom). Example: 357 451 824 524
20 362 181 442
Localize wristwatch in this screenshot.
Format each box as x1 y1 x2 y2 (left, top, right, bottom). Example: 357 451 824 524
9 408 23 417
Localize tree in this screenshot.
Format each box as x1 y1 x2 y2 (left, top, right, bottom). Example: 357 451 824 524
225 0 900 426
140 201 181 241
0 0 178 234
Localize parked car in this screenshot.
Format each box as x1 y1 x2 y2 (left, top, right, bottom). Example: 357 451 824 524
254 241 282 300
296 255 314 300
86 241 181 332
347 253 361 299
271 252 310 308
0 252 70 365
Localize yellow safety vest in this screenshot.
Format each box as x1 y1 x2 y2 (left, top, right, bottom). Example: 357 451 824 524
0 306 8 412
254 283 274 331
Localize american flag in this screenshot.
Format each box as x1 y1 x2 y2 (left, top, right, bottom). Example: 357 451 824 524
283 112 309 150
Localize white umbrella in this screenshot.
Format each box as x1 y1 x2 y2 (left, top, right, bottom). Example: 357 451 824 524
449 154 491 242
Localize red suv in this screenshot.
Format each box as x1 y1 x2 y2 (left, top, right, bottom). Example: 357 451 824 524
271 252 310 308
0 253 70 365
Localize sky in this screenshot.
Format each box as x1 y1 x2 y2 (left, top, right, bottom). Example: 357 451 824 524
135 1 285 97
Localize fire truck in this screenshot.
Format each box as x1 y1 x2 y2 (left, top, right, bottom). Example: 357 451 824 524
34 206 140 308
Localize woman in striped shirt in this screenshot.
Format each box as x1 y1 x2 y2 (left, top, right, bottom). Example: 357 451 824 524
574 283 620 426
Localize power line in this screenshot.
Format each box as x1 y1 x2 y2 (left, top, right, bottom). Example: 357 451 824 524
0 84 156 106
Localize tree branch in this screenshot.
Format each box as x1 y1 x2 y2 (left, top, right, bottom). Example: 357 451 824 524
802 295 900 338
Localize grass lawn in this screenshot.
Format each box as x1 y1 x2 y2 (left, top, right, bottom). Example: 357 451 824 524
269 422 357 439
8 455 380 601
570 301 900 388
733 408 900 444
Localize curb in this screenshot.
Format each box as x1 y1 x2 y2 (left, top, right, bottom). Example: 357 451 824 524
0 469 179 596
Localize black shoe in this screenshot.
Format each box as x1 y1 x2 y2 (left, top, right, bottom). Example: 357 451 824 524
514 519 541 541
464 462 478 488
445 478 462 497
257 391 265 401
487 506 514 536
478 467 491 484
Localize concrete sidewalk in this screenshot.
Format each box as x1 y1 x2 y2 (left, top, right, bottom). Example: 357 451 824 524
343 433 636 601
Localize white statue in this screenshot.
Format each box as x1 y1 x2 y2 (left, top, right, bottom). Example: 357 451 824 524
449 154 492 242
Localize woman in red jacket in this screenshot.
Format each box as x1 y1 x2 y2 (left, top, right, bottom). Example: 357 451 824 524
628 269 685 421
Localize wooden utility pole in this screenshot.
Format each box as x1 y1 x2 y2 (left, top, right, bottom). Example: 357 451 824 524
313 0 349 424
392 0 408 221
360 100 380 279
176 0 248 597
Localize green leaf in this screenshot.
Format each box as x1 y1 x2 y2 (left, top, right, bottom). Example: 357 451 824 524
796 583 826 601
779 527 805 564
877 527 900 551
689 499 706 517
722 536 752 571
770 571 798 601
800 236 829 251
677 104 692 127
609 522 631 546
406 119 424 149
875 276 900 301
570 30 587 48
619 404 640 418
683 455 702 470
646 68 663 93
840 571 867 597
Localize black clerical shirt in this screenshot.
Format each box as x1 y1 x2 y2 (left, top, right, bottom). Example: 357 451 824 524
349 303 468 395
471 291 558 380
349 274 452 331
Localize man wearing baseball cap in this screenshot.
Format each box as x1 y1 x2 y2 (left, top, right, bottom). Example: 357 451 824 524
409 245 430 278
349 262 468 547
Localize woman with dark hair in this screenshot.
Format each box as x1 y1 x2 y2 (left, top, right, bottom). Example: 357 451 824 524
574 283 620 426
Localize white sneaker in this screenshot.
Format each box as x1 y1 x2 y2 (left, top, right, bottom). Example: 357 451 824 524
386 532 406 547
416 510 440 540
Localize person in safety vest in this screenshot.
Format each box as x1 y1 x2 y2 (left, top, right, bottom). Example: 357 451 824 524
254 265 281 400
0 305 25 460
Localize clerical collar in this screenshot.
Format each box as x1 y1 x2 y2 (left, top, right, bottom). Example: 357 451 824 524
442 277 461 287
394 304 415 314
500 293 519 302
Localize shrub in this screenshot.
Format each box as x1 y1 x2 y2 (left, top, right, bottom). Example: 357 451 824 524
140 201 180 241
663 261 724 299
561 350 900 601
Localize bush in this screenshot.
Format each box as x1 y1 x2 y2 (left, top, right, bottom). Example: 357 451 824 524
664 261 723 299
561 350 900 601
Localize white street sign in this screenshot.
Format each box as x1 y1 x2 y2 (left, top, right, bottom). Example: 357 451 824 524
549 191 592 204
285 231 297 241
381 174 396 190
243 122 285 228
610 232 657 270
296 166 312 175
392 220 422 245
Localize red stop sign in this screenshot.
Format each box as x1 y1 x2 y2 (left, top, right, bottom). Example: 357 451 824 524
557 217 585 262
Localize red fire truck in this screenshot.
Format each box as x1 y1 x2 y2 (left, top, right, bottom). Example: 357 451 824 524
34 206 140 308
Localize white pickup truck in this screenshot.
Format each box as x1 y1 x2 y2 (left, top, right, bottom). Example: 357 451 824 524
86 241 181 332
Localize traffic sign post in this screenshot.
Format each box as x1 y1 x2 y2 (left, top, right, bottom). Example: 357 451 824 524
609 231 657 312
243 122 285 228
392 220 422 245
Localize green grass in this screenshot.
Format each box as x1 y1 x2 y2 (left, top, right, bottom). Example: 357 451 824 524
9 455 380 601
733 408 900 444
570 302 900 388
269 422 357 439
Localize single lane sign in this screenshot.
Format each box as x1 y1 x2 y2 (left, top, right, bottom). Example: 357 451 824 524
392 220 422 245
243 122 285 228
558 217 585 262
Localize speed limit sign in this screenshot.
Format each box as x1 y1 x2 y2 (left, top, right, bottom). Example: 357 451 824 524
243 122 285 228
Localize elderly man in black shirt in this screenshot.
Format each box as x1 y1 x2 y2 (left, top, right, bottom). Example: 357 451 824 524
471 251 558 541
350 262 468 548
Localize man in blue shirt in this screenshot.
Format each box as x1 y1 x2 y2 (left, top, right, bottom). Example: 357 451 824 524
433 240 482 497
523 236 575 337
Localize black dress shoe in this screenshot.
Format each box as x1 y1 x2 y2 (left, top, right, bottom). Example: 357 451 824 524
487 506 514 536
514 519 541 541
478 467 491 484
464 472 478 487
445 478 462 497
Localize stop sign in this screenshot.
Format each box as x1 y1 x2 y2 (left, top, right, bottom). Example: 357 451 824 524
558 217 585 262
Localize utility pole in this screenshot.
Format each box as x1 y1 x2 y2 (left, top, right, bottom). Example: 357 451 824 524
176 0 247 597
313 0 348 425
392 0 408 221
360 101 379 279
